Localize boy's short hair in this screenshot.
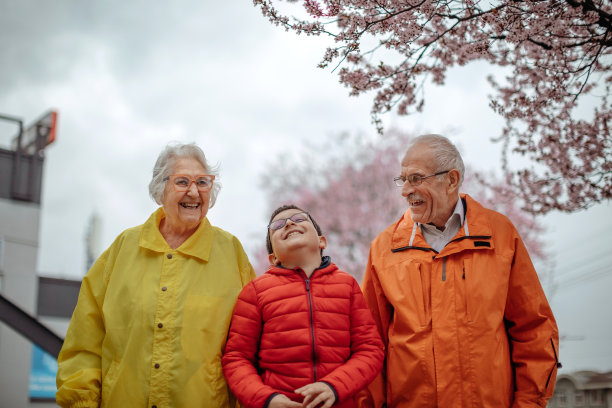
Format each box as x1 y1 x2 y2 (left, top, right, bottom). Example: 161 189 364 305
266 204 323 254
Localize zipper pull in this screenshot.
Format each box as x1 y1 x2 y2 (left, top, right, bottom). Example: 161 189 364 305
305 278 310 292
462 268 465 279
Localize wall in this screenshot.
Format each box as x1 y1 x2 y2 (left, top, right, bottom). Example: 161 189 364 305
0 197 40 407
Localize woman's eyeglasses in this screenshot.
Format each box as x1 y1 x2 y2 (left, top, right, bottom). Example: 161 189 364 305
163 174 215 192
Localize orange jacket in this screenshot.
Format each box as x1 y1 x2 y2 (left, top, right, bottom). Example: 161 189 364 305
358 194 559 408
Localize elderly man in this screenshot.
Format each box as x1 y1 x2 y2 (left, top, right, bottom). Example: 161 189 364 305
358 135 560 407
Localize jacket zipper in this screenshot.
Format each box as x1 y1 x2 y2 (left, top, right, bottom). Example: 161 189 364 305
447 235 492 245
462 265 471 322
543 338 560 393
305 277 317 382
395 235 492 253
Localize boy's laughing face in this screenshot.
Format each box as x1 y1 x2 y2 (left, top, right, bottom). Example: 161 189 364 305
268 208 326 266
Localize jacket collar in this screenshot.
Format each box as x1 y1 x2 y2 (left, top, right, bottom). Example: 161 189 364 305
391 194 494 255
139 207 213 262
266 255 338 277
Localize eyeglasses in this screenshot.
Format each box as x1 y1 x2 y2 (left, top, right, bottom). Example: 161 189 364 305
268 212 310 231
163 174 215 192
393 170 450 187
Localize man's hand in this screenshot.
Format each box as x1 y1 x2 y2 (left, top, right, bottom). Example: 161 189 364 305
295 382 336 408
268 394 302 408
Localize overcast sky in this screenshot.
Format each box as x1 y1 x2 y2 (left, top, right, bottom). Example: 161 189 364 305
1 0 610 374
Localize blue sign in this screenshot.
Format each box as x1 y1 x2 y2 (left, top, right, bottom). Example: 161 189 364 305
29 345 57 399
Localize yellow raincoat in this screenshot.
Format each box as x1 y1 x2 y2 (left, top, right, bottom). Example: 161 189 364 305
56 208 255 408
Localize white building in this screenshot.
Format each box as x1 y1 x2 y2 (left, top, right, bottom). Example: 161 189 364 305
0 111 75 407
548 371 612 408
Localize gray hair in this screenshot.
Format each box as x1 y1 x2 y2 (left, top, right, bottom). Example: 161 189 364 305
148 142 221 207
407 134 465 186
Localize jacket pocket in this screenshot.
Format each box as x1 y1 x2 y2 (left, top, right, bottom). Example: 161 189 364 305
101 359 120 405
388 260 430 328
413 263 430 327
462 259 473 323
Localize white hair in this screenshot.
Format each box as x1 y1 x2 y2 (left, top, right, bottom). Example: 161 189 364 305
148 142 221 207
407 134 465 186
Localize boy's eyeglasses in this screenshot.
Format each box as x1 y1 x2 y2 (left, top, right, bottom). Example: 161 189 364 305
163 174 215 192
268 212 310 231
393 170 450 187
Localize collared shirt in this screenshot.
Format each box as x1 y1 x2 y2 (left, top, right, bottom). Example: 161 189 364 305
419 196 464 252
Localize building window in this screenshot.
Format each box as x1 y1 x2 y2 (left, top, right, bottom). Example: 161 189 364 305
558 391 567 407
575 392 584 406
590 390 604 405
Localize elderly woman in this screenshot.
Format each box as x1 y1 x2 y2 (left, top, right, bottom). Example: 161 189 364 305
56 143 255 408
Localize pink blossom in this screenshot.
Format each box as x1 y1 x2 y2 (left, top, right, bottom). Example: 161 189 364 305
256 130 548 280
254 0 612 213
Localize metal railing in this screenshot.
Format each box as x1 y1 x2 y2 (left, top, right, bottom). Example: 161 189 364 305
0 293 64 358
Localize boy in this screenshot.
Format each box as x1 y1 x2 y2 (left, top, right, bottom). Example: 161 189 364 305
222 205 384 408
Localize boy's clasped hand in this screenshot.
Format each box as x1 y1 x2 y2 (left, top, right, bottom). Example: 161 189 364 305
269 382 336 408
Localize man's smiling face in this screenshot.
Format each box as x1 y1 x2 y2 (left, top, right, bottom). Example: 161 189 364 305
400 143 457 227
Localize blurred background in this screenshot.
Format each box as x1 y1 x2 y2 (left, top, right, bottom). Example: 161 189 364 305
1 1 610 406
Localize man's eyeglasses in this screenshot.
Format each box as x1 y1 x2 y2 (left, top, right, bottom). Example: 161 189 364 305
268 212 310 231
163 174 215 192
393 170 450 187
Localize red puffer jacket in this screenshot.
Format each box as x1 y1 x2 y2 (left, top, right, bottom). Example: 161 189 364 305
222 257 384 408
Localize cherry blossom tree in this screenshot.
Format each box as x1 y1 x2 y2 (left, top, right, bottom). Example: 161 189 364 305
254 0 611 214
256 130 546 281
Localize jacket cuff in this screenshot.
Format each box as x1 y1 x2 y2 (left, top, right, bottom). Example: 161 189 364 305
319 381 339 404
511 393 550 408
68 401 99 408
264 392 280 408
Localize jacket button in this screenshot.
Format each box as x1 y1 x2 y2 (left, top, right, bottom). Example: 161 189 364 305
154 363 160 369
167 253 172 259
158 323 163 328
161 286 167 291
152 406 157 408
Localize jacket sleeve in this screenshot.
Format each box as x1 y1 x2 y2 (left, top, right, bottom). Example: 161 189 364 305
56 250 110 408
319 277 385 403
222 282 279 408
505 231 560 408
355 250 393 408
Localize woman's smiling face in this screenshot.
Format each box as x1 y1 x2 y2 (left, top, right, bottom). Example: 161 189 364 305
161 157 211 232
